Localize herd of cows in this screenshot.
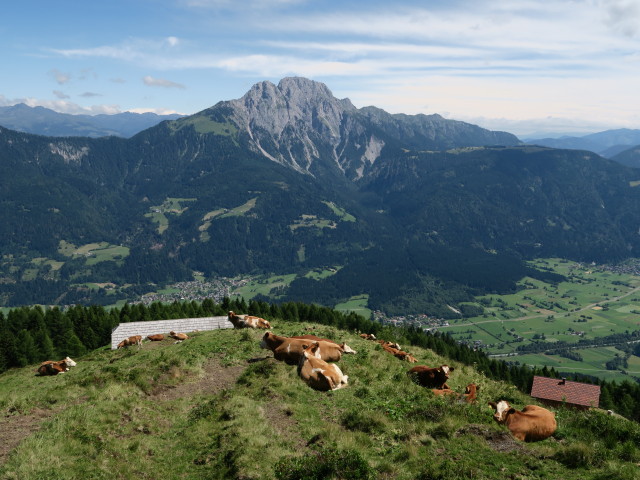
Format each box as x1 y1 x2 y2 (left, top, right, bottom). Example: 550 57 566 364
35 310 558 442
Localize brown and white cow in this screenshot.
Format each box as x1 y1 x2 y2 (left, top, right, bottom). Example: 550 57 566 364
462 383 479 404
146 334 164 341
37 357 76 376
488 400 557 442
431 383 478 403
260 332 313 365
169 331 189 342
381 343 417 363
407 364 454 389
431 388 459 398
298 342 349 391
377 339 402 350
117 335 143 349
228 311 271 329
360 333 377 340
37 361 67 376
290 335 357 355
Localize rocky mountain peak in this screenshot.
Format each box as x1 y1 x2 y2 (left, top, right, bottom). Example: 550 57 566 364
214 77 520 180
231 77 355 138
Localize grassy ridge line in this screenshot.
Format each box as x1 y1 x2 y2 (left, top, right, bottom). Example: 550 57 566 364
1 319 639 479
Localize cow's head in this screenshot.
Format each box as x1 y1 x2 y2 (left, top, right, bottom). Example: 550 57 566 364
439 365 454 377
465 384 478 395
489 400 514 423
117 340 127 349
228 311 235 318
340 343 357 354
259 332 273 349
63 357 77 367
303 342 320 359
405 354 418 363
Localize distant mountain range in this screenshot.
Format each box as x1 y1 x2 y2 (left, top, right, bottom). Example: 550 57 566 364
526 128 640 159
2 77 640 314
0 103 183 138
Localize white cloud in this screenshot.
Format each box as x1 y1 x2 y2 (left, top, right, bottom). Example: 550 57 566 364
166 36 180 47
80 92 102 98
53 90 70 99
49 68 71 85
142 75 186 89
603 0 640 37
128 107 184 115
183 0 305 8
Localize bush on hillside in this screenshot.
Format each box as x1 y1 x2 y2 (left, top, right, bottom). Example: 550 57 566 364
274 446 372 480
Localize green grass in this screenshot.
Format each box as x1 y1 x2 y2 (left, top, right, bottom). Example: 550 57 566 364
2 320 639 479
443 258 640 381
198 199 258 241
335 294 372 318
57 241 130 264
323 201 356 222
304 266 342 280
173 114 239 138
290 214 336 231
220 198 257 218
231 273 298 300
146 198 197 234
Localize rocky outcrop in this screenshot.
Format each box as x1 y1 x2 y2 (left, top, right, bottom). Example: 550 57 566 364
197 77 520 181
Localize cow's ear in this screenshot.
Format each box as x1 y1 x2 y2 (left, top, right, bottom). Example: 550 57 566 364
508 408 516 415
488 402 497 409
449 367 455 371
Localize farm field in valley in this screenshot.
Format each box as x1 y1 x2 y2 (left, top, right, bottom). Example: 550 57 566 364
442 258 640 382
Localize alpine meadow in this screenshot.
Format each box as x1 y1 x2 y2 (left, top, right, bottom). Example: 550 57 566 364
3 77 640 479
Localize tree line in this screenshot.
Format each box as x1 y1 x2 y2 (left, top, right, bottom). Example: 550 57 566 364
1 298 639 421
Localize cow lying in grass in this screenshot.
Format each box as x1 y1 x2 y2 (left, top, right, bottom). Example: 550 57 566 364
228 311 271 329
146 334 164 341
380 342 417 363
488 400 557 442
37 357 77 376
261 332 350 364
298 342 349 391
408 364 455 389
169 331 189 343
290 334 357 355
431 383 479 404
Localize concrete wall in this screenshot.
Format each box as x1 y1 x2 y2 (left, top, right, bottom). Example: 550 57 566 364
111 316 232 349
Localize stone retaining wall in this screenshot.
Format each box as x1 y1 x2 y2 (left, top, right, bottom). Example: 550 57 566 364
111 316 232 349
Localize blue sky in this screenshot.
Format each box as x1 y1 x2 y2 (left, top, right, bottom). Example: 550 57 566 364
3 0 640 137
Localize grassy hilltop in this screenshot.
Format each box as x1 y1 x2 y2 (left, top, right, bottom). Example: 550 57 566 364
1 320 639 480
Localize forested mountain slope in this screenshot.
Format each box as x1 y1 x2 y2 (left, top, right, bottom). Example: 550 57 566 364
2 78 640 313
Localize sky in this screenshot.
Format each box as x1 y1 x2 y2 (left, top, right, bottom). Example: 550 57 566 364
3 0 640 138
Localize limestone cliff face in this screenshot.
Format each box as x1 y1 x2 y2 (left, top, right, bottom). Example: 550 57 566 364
207 77 520 181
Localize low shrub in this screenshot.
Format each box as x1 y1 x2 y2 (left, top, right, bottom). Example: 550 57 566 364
274 446 372 480
554 442 608 469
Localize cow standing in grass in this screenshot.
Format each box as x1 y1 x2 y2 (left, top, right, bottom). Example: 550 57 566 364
117 335 143 349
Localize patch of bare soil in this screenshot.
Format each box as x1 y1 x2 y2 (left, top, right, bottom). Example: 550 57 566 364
149 356 246 401
456 423 526 453
0 408 56 465
262 399 306 449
